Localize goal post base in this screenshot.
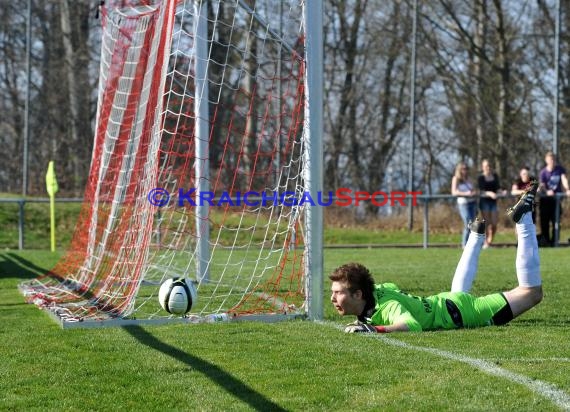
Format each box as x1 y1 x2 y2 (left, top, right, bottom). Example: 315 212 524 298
41 308 307 330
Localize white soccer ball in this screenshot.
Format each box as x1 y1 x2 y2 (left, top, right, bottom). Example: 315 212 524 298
158 277 197 315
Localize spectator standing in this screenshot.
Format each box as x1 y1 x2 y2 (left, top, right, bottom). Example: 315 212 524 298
451 161 477 247
511 166 536 223
538 151 570 246
477 159 506 248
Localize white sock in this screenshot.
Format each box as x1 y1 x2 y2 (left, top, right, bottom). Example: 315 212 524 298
451 231 485 292
516 212 541 287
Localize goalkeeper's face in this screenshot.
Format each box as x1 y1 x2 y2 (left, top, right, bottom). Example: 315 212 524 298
330 281 365 316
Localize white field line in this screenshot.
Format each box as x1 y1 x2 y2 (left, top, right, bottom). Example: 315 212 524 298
487 358 570 363
320 321 570 411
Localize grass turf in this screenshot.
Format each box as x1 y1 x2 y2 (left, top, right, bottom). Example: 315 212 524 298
1 248 569 411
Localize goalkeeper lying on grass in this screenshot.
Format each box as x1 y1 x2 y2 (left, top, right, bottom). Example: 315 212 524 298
331 182 543 333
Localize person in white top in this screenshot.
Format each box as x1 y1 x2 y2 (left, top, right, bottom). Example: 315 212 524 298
451 162 477 247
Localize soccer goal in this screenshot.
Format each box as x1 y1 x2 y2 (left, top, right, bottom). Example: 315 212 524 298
19 0 323 328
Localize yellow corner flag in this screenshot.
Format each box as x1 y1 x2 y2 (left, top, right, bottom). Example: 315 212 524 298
46 161 59 196
45 161 59 252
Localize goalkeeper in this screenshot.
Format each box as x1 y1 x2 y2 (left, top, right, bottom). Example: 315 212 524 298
332 182 543 333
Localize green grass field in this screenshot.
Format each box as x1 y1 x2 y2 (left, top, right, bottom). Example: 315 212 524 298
1 247 569 411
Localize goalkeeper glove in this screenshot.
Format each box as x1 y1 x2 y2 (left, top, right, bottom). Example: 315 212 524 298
344 321 377 333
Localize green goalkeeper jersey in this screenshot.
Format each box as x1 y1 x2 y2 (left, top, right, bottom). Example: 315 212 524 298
363 283 460 332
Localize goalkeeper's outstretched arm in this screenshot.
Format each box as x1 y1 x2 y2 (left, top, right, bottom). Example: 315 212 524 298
379 322 410 333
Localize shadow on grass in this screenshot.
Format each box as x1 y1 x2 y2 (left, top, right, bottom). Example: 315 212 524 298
0 252 49 279
123 325 288 412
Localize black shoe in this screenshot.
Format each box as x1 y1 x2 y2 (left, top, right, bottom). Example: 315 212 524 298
507 180 539 223
469 218 486 235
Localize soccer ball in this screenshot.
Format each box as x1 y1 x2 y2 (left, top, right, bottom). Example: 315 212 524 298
158 277 197 315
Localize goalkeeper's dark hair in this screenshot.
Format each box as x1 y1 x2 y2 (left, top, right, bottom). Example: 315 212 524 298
329 263 375 303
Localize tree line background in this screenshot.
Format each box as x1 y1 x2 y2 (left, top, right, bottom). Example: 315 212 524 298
1 0 569 199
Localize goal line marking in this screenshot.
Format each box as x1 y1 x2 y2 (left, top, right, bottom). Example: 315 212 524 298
320 321 570 410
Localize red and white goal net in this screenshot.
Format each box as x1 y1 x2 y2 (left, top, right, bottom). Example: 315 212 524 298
20 0 316 326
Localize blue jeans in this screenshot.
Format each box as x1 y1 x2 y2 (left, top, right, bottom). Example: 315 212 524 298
457 201 477 247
